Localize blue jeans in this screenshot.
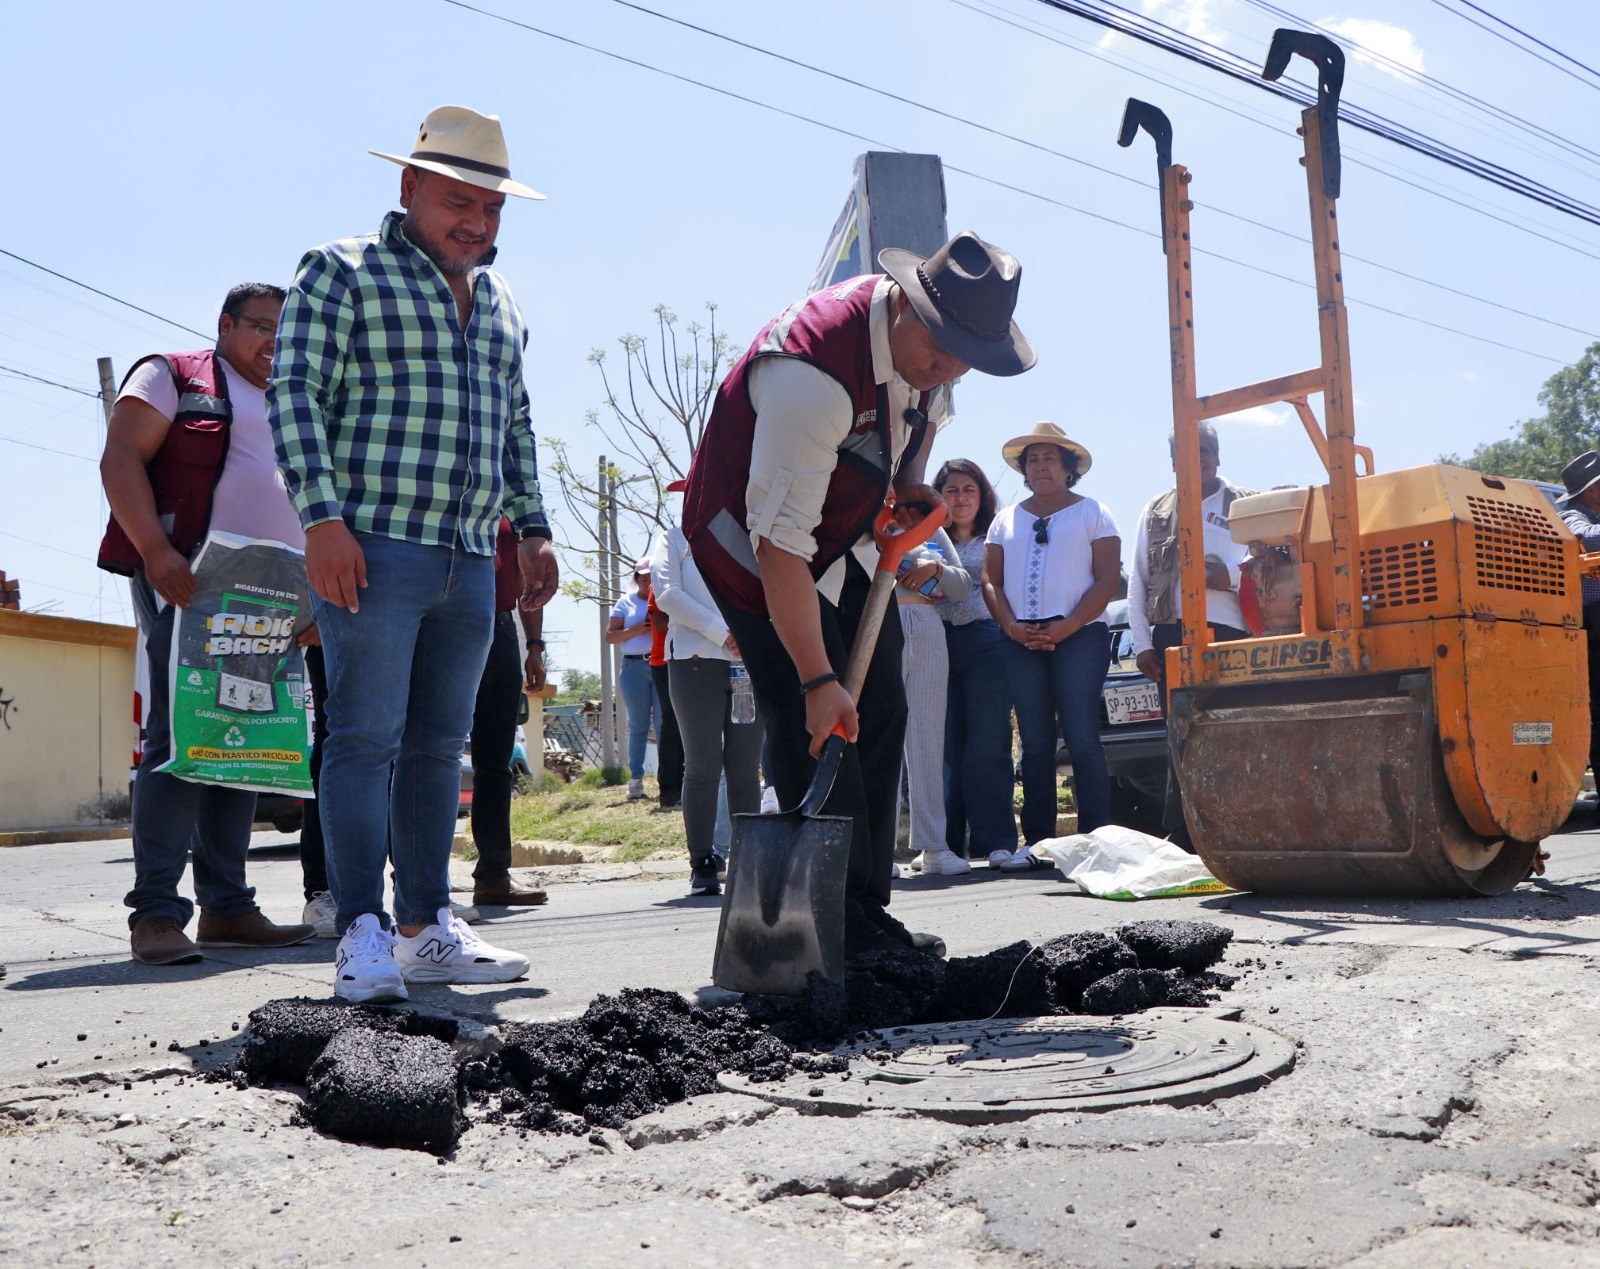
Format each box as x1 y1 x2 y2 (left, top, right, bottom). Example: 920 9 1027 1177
999 622 1113 842
943 618 1018 856
311 534 494 931
125 573 259 929
618 656 659 780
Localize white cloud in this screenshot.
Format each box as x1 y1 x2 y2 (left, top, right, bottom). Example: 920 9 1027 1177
1100 0 1230 52
1320 17 1426 79
1217 404 1292 427
1462 370 1481 384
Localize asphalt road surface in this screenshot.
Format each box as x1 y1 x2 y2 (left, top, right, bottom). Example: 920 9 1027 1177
5 815 1600 1267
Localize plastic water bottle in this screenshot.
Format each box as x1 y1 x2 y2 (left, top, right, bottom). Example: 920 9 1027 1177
730 663 756 724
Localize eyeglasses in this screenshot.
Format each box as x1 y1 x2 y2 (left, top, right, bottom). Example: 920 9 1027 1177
1032 516 1050 545
226 313 278 338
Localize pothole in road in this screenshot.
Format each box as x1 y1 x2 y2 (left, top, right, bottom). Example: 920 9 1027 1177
209 919 1280 1151
720 1009 1297 1122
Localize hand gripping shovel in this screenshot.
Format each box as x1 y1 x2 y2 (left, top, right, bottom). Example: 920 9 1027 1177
713 497 948 996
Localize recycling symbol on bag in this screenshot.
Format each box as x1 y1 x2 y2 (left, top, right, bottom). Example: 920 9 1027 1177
188 671 204 687
223 726 247 748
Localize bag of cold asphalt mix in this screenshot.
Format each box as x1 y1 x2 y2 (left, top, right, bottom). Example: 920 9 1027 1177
158 531 314 795
1030 824 1232 900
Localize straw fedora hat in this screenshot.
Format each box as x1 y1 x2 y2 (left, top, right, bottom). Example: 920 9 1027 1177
371 105 545 200
1001 421 1092 475
877 231 1035 377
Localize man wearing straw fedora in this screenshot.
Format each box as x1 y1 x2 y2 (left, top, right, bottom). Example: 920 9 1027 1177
1559 449 1600 821
683 231 1036 960
269 106 557 1003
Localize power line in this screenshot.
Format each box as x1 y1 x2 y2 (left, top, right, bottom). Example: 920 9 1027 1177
0 248 208 340
612 0 1597 341
0 363 101 399
1428 0 1600 93
441 0 1569 364
0 435 96 462
1031 0 1600 228
955 0 1600 264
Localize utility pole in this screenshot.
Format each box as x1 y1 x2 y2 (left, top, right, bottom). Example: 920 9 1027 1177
597 455 616 771
607 460 627 777
96 358 116 426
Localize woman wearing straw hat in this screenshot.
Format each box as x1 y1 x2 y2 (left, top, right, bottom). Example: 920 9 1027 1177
983 423 1121 857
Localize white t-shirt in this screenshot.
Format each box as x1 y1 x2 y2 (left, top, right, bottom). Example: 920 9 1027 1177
987 497 1120 624
610 591 653 656
118 355 304 550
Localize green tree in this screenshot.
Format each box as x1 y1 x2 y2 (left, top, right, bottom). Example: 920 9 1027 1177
1442 342 1600 481
551 667 602 706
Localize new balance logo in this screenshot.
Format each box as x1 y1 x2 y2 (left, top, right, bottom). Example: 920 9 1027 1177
412 939 457 965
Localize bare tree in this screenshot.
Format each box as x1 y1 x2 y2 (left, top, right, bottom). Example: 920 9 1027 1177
545 303 735 602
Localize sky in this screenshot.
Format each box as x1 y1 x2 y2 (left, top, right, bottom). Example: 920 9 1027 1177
3 0 1599 678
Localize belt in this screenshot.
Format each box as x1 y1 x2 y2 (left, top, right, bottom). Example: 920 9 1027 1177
624 654 647 660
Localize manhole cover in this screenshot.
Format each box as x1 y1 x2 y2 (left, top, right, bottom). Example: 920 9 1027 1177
721 1008 1296 1123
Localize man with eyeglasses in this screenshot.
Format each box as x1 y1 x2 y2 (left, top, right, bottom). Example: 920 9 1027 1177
683 231 1035 961
99 282 316 966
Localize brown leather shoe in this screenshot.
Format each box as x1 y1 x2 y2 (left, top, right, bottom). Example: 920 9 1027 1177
131 916 202 965
472 878 548 906
195 910 315 949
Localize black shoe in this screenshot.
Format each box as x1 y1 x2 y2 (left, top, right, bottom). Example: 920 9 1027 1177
713 852 727 873
863 903 946 958
688 858 721 896
845 910 905 959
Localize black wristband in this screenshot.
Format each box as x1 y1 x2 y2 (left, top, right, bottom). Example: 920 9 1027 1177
800 671 841 695
517 526 551 542
525 638 545 650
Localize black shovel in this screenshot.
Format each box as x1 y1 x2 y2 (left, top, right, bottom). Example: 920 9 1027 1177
712 498 948 996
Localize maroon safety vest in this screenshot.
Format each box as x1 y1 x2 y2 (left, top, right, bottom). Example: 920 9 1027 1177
97 350 233 576
683 275 927 615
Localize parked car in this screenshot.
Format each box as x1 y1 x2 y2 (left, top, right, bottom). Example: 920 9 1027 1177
1098 598 1169 829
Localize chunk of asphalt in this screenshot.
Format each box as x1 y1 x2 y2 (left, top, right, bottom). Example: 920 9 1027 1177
305 1029 464 1153
494 988 793 1132
237 997 458 1086
1115 920 1234 974
1080 967 1211 1015
1036 932 1140 1012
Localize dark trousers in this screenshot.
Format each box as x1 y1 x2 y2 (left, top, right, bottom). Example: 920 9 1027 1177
709 558 907 914
1151 619 1250 846
650 662 685 805
1585 605 1600 783
126 573 259 928
470 611 522 884
943 618 1018 857
300 644 329 900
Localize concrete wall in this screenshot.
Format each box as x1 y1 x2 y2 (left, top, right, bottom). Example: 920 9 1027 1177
0 610 137 832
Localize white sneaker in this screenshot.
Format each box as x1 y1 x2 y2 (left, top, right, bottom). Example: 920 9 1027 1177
302 891 337 939
760 785 780 814
891 862 902 880
449 900 480 925
988 848 1018 868
333 913 408 1004
627 779 646 800
913 850 973 876
393 907 530 984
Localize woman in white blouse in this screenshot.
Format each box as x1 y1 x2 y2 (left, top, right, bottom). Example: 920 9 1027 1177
982 423 1122 850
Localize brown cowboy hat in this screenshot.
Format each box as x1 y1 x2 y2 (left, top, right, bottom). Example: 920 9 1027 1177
1001 421 1092 475
877 231 1035 377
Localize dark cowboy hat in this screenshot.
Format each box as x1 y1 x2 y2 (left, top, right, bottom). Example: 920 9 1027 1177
1559 450 1600 503
877 231 1036 377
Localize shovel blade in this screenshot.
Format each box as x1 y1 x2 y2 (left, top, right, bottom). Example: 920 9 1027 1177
713 807 851 996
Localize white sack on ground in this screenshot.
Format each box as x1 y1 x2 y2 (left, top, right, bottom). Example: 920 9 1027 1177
1029 824 1233 900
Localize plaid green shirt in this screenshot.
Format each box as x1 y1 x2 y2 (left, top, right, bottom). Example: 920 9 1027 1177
268 211 550 555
